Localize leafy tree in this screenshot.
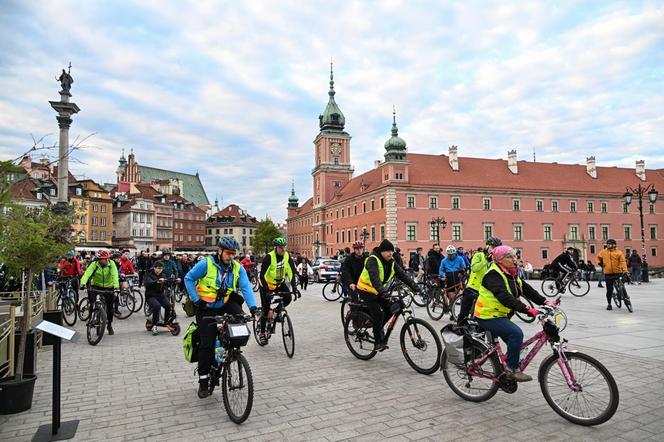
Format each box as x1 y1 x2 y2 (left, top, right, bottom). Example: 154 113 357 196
252 218 281 255
0 204 72 380
0 160 23 209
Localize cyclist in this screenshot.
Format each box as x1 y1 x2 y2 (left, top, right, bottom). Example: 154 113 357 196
80 250 120 335
550 247 578 291
257 237 300 345
184 237 259 398
144 260 173 335
596 239 628 310
356 239 421 351
424 243 442 276
457 236 502 325
160 249 179 279
341 241 366 301
438 245 467 300
473 245 550 382
58 250 82 300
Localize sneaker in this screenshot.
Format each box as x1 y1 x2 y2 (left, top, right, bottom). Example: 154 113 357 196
377 343 389 352
152 326 158 336
606 305 613 311
197 379 209 399
107 325 114 335
598 284 604 288
258 333 268 345
503 369 532 382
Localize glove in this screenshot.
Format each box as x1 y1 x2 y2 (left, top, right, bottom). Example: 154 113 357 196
544 300 556 307
249 306 260 317
527 307 540 317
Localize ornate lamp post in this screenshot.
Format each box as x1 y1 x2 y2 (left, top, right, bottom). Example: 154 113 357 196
360 228 369 249
430 216 447 243
623 184 658 283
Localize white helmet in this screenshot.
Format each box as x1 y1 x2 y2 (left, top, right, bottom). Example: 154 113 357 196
445 245 457 255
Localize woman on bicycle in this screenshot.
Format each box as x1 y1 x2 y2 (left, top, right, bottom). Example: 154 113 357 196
144 260 172 335
473 245 551 382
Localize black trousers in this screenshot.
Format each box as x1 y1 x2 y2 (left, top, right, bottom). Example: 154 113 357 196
358 291 390 345
195 300 244 378
259 285 292 333
300 275 309 290
147 296 172 326
88 287 115 325
458 287 479 324
605 274 620 305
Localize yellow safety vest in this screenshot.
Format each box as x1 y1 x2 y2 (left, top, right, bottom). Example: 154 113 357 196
263 250 293 291
474 263 523 319
195 257 241 303
357 255 395 295
466 252 489 292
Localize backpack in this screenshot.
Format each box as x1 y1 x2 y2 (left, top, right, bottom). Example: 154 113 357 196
183 322 200 363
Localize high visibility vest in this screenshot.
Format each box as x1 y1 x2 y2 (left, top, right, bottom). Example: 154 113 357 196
263 251 292 291
474 263 523 319
467 252 489 291
357 255 395 295
195 257 241 303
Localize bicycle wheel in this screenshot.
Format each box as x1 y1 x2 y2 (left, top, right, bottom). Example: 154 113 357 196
174 286 183 302
114 291 135 319
252 319 267 346
412 282 428 307
343 310 377 360
441 339 500 402
399 317 442 375
68 288 79 304
514 298 536 323
612 290 622 309
448 293 461 321
322 282 342 302
78 297 90 321
451 295 463 322
87 308 106 346
426 293 446 321
131 288 144 313
62 297 77 326
622 288 633 313
340 298 351 326
144 298 152 317
281 312 295 358
539 351 619 426
222 353 254 424
569 278 590 297
541 278 560 297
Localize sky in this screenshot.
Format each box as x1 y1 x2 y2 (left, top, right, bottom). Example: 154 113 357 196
1 0 663 222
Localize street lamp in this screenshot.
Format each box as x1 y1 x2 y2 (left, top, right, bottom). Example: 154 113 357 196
360 228 369 249
430 216 447 243
623 183 658 282
313 240 321 258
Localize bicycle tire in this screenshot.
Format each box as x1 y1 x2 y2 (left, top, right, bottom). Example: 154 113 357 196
62 298 77 326
541 278 560 297
426 293 446 321
340 297 351 326
539 351 619 426
451 295 463 321
399 317 442 375
174 286 183 303
78 297 90 321
281 312 295 358
612 291 622 309
622 288 633 313
322 282 342 302
441 339 500 402
131 288 144 312
252 319 267 346
448 293 462 321
209 363 221 396
568 278 590 297
68 288 79 304
412 283 428 307
114 291 135 319
343 310 377 360
514 298 536 323
144 298 152 317
87 307 106 346
222 353 254 424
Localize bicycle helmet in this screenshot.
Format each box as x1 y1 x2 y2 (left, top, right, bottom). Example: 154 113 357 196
97 250 110 259
272 237 287 247
66 250 75 258
161 249 172 255
218 236 240 251
112 251 122 259
445 245 457 255
352 241 364 249
606 239 617 245
485 236 503 247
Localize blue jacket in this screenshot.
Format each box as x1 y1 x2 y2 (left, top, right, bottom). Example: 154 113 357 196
439 255 467 275
457 252 471 268
184 256 256 309
161 258 179 279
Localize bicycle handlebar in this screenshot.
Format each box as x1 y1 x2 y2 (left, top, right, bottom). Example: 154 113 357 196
202 313 253 324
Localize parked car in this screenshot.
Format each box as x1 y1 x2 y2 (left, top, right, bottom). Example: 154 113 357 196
311 258 341 283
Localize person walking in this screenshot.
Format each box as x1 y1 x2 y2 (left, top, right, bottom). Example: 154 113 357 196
627 250 642 285
296 257 312 291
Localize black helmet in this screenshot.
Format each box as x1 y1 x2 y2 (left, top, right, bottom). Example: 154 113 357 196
485 236 503 247
606 239 617 245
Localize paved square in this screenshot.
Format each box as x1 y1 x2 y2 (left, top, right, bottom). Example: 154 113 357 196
2 280 664 441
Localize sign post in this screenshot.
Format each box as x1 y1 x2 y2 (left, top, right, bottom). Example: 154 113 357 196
32 320 80 442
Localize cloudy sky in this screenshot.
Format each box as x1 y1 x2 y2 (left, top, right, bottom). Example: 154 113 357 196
1 0 662 221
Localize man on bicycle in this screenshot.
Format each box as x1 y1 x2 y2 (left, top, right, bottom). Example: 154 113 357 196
257 237 300 345
438 245 467 299
457 236 502 325
341 241 366 301
550 247 578 291
356 239 420 351
184 237 259 399
58 250 82 300
596 239 628 311
80 250 120 335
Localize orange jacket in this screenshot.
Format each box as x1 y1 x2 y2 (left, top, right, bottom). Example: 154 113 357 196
596 249 627 275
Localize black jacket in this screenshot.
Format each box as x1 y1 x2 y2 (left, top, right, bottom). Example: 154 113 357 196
425 249 442 275
482 269 546 314
341 253 365 288
363 253 417 295
144 269 165 299
551 252 577 272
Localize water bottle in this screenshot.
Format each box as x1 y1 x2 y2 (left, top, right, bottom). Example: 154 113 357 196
214 339 224 364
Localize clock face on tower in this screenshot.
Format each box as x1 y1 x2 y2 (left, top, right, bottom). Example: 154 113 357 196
330 142 342 156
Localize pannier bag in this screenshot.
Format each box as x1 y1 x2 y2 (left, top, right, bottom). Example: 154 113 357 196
183 322 200 363
440 324 466 367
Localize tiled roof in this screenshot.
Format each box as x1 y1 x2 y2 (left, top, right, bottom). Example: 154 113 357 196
9 180 42 202
138 165 209 206
209 204 257 224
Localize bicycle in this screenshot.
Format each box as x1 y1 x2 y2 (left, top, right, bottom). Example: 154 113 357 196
611 275 633 313
125 274 143 312
249 267 259 292
113 286 136 320
203 313 254 423
54 277 78 326
343 290 442 374
252 292 295 358
427 275 464 321
441 301 619 426
85 288 116 346
541 271 590 297
340 278 418 326
322 274 344 302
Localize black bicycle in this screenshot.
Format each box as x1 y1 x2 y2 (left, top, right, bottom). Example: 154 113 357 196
611 275 633 312
542 271 590 297
203 313 254 424
85 288 115 346
54 277 78 326
252 292 295 358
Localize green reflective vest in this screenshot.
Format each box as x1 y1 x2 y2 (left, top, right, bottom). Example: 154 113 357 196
263 251 292 290
357 255 395 295
474 263 523 319
196 257 240 303
467 252 489 291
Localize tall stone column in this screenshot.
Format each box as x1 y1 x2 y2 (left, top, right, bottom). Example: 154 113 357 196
49 66 80 212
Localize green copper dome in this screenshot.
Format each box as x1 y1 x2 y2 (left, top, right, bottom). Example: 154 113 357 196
288 181 299 208
319 62 345 132
116 148 127 174
384 108 407 161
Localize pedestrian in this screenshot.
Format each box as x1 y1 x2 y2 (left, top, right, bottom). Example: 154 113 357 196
523 261 533 280
296 257 312 290
628 250 642 285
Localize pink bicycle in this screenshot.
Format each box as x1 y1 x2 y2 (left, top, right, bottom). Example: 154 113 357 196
441 303 619 426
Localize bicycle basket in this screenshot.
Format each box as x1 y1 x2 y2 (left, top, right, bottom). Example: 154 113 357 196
440 324 465 367
183 322 200 363
221 321 250 347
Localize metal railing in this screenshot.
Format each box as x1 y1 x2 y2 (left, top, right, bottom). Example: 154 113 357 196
0 303 17 379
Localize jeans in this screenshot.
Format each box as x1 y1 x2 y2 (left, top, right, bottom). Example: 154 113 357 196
630 267 641 284
476 317 524 371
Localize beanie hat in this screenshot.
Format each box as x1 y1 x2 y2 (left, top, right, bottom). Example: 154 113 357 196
491 245 514 261
377 239 395 252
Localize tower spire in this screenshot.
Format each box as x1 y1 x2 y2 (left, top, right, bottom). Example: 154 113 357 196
329 59 335 98
391 105 398 137
318 60 345 131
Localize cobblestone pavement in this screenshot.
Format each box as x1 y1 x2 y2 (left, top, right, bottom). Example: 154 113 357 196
2 280 664 441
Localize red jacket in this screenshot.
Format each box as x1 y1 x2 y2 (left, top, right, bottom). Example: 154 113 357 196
240 257 254 273
119 256 136 275
58 258 82 278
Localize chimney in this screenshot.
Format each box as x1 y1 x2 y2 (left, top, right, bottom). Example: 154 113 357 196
636 160 646 181
374 160 381 168
448 145 459 171
586 156 597 179
507 149 518 174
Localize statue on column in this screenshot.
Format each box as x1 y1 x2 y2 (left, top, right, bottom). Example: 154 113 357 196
56 63 73 94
